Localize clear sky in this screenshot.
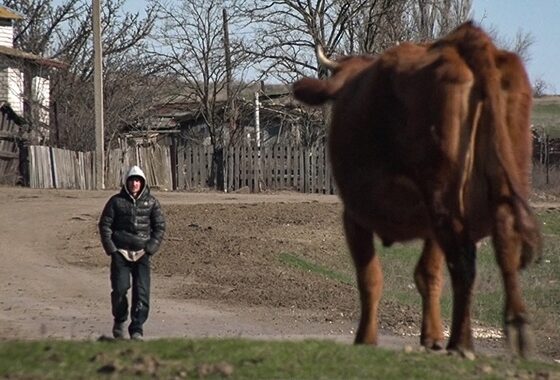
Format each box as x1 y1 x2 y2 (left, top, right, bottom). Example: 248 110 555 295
120 0 560 93
472 0 560 94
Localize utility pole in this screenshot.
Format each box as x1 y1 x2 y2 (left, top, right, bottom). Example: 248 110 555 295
254 90 263 191
223 8 232 114
222 8 237 135
93 0 105 189
254 91 261 149
222 8 233 191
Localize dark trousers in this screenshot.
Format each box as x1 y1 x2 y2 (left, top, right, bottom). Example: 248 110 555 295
110 252 151 335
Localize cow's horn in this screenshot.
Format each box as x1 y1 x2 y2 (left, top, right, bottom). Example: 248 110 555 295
316 45 339 71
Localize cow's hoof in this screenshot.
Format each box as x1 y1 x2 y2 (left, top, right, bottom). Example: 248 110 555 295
427 347 448 356
354 336 378 345
506 321 534 359
430 340 446 351
421 338 445 351
447 347 476 360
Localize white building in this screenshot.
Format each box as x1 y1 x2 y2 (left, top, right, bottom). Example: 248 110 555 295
0 6 65 142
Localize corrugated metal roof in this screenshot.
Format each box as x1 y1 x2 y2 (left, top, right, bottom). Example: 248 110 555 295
0 6 23 20
0 45 67 69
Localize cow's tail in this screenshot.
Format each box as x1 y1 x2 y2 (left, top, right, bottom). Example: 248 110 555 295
451 22 542 267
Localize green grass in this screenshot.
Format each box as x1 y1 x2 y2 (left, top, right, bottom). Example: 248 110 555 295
521 211 560 339
277 212 559 332
0 339 557 379
278 252 354 285
532 96 560 136
539 209 560 235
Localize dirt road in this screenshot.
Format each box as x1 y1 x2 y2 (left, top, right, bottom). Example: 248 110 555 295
0 187 386 344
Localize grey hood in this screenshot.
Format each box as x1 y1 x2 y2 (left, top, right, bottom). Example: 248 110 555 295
123 165 147 198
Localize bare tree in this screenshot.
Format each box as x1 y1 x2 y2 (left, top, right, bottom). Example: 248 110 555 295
344 0 472 52
405 0 472 41
245 0 472 146
533 77 553 98
482 24 541 94
495 29 535 64
245 0 381 82
148 0 255 189
475 10 534 64
246 0 472 81
343 0 407 54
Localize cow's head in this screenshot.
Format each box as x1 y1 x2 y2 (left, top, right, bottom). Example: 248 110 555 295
292 47 376 106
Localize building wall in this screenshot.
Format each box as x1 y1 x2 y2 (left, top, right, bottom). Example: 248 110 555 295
0 19 17 110
0 20 13 47
0 60 8 101
0 18 52 127
0 19 13 104
0 62 26 117
32 75 50 124
7 66 23 114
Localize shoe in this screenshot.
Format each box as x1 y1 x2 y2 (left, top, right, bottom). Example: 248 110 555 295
130 332 143 341
112 322 126 339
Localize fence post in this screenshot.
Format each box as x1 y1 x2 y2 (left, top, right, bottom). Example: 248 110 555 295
545 133 550 185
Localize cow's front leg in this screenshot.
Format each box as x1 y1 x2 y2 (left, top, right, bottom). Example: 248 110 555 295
414 239 445 350
492 203 534 358
343 210 382 345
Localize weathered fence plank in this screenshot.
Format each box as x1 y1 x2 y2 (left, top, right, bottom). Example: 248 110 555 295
298 146 305 192
29 146 53 188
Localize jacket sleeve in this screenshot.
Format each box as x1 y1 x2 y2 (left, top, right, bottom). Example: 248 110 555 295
145 198 166 255
98 197 117 255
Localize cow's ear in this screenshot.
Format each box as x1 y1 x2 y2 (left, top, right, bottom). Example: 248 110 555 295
292 78 333 105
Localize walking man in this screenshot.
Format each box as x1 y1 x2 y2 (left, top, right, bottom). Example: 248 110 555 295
99 165 166 340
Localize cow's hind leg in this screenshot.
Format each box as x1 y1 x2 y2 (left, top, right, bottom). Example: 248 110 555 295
427 205 477 357
443 239 477 357
343 211 382 345
492 203 534 358
414 239 445 350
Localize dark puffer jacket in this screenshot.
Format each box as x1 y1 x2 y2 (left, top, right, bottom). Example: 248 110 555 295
99 181 165 256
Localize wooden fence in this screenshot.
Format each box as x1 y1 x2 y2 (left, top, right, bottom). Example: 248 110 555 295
177 144 336 193
28 144 172 190
27 143 336 193
105 145 172 190
28 146 95 189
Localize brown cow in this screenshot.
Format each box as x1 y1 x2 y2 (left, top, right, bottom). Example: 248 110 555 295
293 22 541 358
